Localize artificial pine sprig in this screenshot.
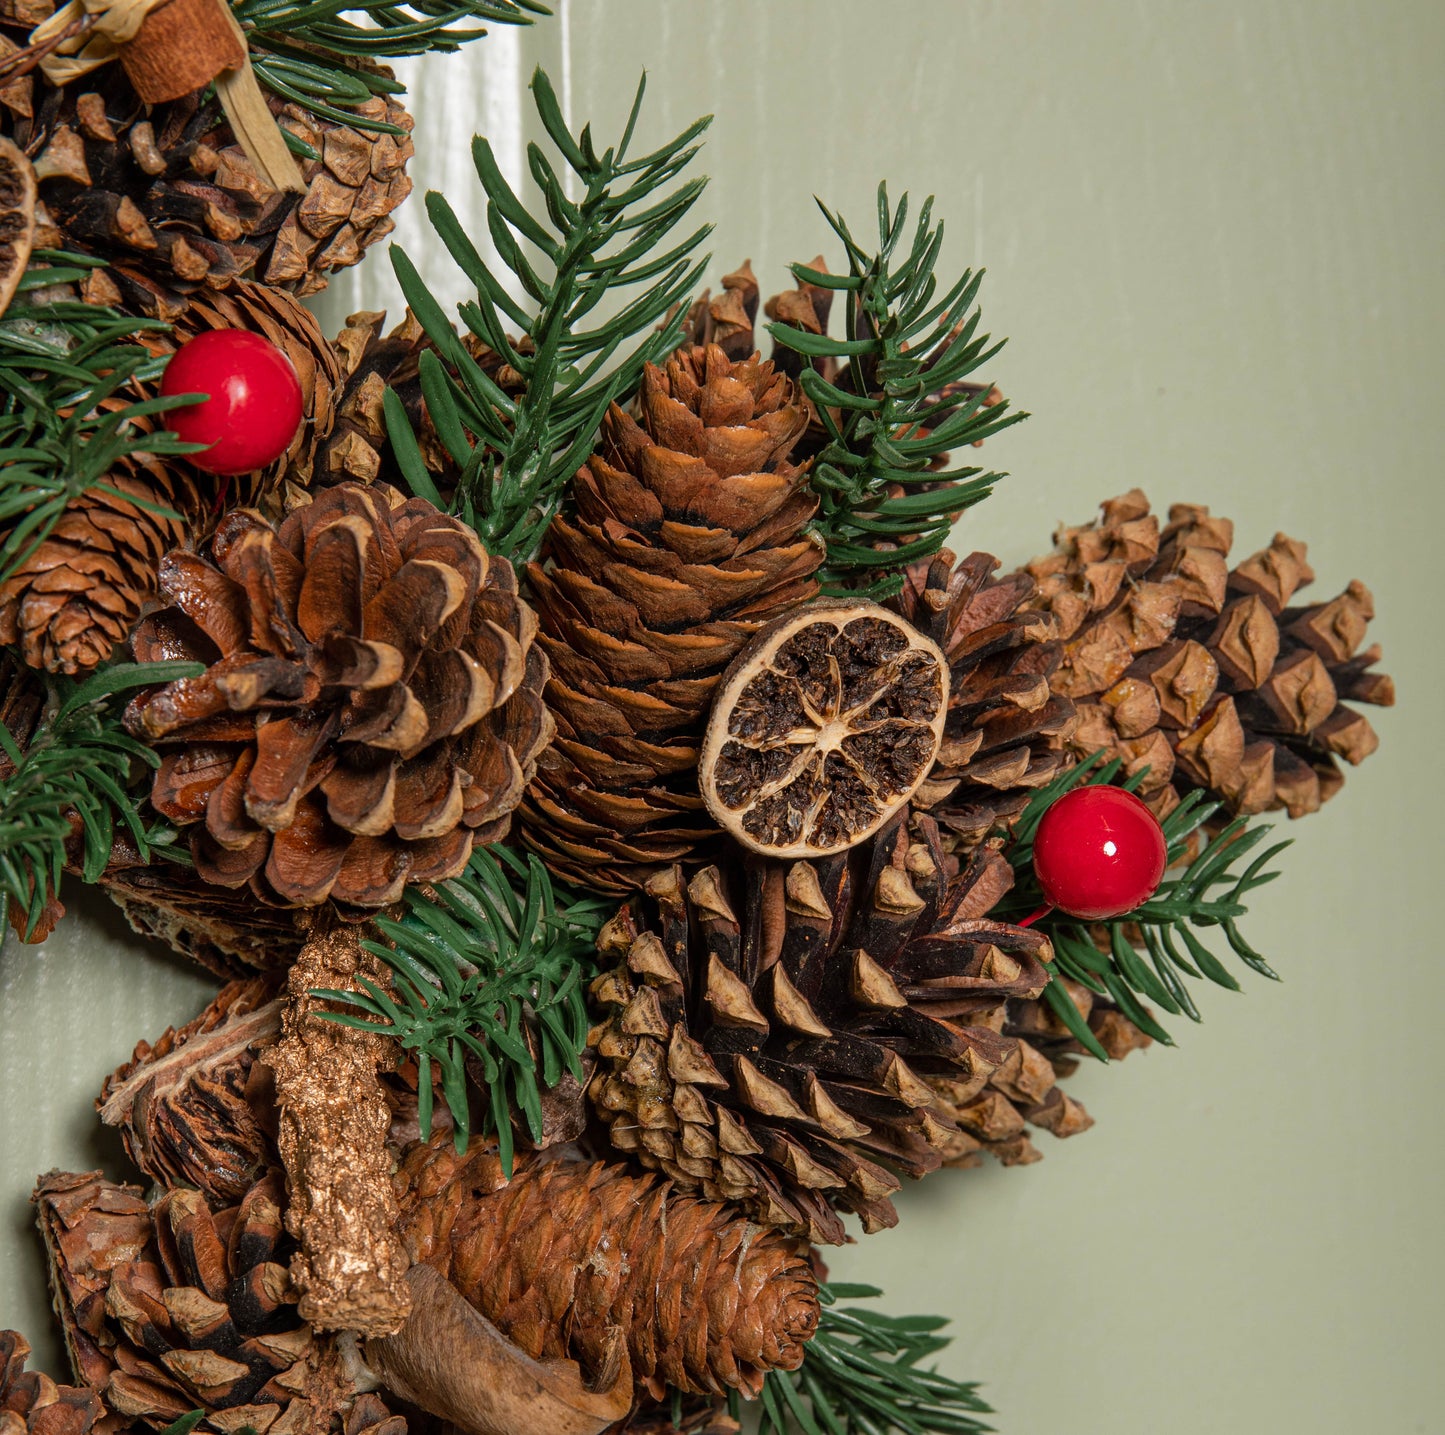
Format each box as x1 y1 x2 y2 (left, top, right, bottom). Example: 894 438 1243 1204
0 660 200 940
1000 756 1290 1059
385 67 713 562
746 1283 992 1435
317 845 608 1172
234 0 550 136
0 252 203 587
768 183 1025 600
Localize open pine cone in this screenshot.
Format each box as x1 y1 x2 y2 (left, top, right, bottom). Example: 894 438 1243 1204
892 549 1077 847
1025 491 1394 818
34 1170 396 1433
126 481 552 907
589 813 1083 1244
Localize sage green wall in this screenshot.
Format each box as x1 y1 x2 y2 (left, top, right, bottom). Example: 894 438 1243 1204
2 4 1440 1432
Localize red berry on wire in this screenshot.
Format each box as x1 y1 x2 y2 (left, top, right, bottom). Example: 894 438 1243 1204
1031 784 1168 921
161 329 303 476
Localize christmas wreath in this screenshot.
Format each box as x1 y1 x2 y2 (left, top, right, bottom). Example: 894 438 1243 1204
0 5 1394 1433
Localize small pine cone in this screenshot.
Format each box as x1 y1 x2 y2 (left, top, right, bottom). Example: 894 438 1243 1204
394 1138 820 1402
34 1170 398 1434
589 814 1056 1244
678 260 761 359
892 549 1077 848
0 1329 103 1434
125 482 553 908
518 343 824 894
0 275 342 675
13 64 413 311
98 977 283 1206
1024 490 1394 818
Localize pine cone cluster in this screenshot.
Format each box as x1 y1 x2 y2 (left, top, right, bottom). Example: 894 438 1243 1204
892 549 1076 848
589 814 1074 1244
394 1136 820 1401
0 278 341 675
1025 491 1394 818
125 482 552 907
34 1168 393 1434
518 341 824 894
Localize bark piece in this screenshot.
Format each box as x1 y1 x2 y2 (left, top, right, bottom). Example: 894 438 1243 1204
262 921 411 1336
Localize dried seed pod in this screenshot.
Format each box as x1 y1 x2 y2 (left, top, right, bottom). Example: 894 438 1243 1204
0 136 36 319
698 602 948 858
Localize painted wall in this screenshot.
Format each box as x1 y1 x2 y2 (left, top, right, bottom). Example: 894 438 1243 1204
2 4 1440 1432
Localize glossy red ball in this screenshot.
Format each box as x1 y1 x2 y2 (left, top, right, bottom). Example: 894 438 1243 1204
1032 785 1168 921
160 329 304 476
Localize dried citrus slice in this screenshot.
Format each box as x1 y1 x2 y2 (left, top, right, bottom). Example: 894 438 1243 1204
0 138 36 322
699 601 949 858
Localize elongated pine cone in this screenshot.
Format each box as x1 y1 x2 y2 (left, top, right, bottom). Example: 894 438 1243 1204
589 813 1089 1244
0 277 342 675
125 482 552 907
34 1169 396 1434
891 549 1077 847
518 341 824 895
0 1329 102 1434
1025 491 1394 818
394 1137 820 1401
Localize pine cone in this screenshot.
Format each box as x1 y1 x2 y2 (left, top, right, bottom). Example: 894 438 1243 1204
126 482 553 907
589 813 1072 1243
518 342 824 894
394 1137 820 1401
98 977 283 1206
1025 491 1394 818
0 277 342 675
34 1169 397 1434
891 549 1077 847
0 1329 103 1434
6 56 412 312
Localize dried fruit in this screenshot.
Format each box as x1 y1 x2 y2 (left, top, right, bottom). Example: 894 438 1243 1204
699 602 949 858
0 136 35 319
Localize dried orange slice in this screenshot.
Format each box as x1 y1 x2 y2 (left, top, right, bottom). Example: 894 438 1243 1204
699 601 949 857
0 138 36 322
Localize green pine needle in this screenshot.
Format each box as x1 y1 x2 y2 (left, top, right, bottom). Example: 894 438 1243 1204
0 252 205 589
0 660 201 941
999 755 1290 1058
768 183 1025 599
316 845 609 1173
750 1283 993 1435
386 67 713 562
233 0 550 136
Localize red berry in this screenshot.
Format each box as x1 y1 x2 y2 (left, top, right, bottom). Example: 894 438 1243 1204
161 329 303 476
1032 785 1168 921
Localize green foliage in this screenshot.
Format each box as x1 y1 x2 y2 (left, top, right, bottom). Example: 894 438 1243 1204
386 67 712 561
0 253 203 589
233 0 550 139
317 845 609 1172
1000 756 1290 1059
157 1414 207 1435
0 661 201 941
746 1283 992 1435
768 183 1025 600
